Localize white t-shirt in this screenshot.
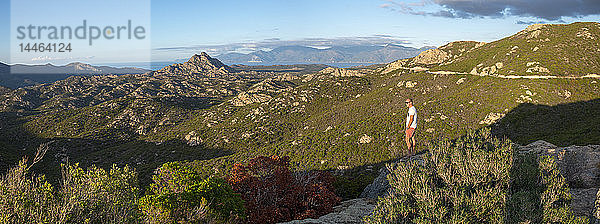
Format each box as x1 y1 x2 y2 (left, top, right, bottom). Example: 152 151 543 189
406 106 417 129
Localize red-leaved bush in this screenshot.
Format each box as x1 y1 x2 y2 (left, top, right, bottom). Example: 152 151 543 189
228 156 341 224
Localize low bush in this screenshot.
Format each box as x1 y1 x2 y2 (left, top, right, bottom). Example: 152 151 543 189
0 160 139 223
139 161 245 224
0 159 54 223
366 128 589 223
366 128 512 223
538 155 588 223
228 156 340 224
507 153 590 223
57 163 140 223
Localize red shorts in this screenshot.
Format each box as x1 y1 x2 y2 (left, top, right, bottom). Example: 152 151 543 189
405 128 415 138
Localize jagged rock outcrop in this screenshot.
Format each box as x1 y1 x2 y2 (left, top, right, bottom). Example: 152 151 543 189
152 52 236 77
184 131 202 146
520 24 547 39
412 48 449 65
278 198 375 224
479 112 505 125
360 154 424 199
319 67 367 77
247 77 296 93
360 166 390 199
358 134 373 144
470 62 504 76
380 59 409 74
230 92 272 106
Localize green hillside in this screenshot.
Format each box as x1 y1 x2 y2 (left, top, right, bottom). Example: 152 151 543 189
2 67 598 194
427 22 600 77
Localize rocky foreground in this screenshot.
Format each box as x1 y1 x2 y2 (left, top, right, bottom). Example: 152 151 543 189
281 141 600 224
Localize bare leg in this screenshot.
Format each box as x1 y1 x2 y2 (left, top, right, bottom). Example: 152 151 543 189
411 135 416 153
405 134 412 154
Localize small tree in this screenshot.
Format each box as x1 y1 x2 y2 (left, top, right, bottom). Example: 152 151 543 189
228 156 340 224
139 161 245 224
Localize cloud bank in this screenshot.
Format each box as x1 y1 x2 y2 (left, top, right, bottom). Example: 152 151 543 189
381 0 600 20
154 36 414 57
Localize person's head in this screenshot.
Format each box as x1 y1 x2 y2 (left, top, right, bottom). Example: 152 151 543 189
405 98 413 108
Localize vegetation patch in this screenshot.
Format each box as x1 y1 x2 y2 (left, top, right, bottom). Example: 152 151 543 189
366 128 588 223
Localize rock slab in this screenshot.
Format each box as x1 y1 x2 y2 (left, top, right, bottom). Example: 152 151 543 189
278 198 375 224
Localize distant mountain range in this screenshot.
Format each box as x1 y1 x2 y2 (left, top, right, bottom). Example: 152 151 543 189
0 62 149 88
216 44 433 65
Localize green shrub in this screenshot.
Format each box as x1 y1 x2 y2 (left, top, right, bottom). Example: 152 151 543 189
57 163 140 223
507 153 589 224
365 128 513 223
0 160 140 223
0 159 54 223
139 162 245 224
506 153 543 223
539 155 588 223
367 128 590 223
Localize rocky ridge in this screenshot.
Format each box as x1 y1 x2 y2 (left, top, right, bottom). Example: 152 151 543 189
380 41 485 74
0 53 276 112
433 22 600 77
318 67 370 77
381 22 600 77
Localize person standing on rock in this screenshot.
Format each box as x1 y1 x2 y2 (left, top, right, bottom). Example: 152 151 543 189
405 98 417 154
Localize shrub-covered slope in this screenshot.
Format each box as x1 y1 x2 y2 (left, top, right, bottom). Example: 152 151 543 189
3 67 598 187
420 22 600 77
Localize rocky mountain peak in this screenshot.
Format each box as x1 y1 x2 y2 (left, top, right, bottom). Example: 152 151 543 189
186 52 228 69
154 52 235 77
525 23 547 32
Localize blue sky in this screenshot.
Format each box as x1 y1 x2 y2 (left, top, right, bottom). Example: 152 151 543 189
1 0 599 65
